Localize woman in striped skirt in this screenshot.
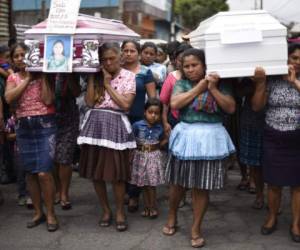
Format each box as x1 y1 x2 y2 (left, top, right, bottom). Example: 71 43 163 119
162 48 236 248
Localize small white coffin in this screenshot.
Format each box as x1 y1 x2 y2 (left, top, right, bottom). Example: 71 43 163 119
189 10 288 78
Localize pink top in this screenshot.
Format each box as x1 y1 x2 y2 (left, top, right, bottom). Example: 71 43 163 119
6 73 55 118
160 72 179 119
94 68 136 110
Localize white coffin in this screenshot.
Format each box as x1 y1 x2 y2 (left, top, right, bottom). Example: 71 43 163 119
189 10 288 78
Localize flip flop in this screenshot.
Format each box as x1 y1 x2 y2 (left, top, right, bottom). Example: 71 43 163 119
60 200 72 210
236 182 249 191
248 186 256 194
191 236 205 248
252 200 264 209
116 220 128 232
149 207 158 219
99 215 112 227
141 207 150 217
162 224 177 236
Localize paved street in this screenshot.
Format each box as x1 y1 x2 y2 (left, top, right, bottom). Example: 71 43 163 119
0 169 299 250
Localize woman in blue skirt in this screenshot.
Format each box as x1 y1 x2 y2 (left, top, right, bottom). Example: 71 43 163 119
162 48 236 247
5 43 58 232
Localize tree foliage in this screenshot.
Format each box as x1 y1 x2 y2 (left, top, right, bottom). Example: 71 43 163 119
175 0 229 29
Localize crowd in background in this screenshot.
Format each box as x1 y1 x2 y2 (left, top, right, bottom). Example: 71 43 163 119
0 37 299 247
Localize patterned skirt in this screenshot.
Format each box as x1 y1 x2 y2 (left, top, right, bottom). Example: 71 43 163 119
165 157 226 190
78 109 136 181
16 114 56 174
166 122 235 190
130 149 165 187
55 111 79 165
239 125 263 166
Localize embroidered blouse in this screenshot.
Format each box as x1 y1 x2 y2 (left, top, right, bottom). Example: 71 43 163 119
94 68 136 110
172 79 232 123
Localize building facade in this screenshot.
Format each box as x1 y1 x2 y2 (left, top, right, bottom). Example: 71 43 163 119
0 0 14 44
12 0 175 40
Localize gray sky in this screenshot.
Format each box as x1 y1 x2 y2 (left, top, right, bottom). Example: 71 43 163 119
227 0 300 24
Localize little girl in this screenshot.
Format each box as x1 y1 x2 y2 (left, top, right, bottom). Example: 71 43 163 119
130 98 167 218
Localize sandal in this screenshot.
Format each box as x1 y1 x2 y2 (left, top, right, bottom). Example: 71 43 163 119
149 207 158 219
127 199 139 213
141 207 150 217
60 200 72 210
236 181 249 191
27 214 46 228
191 236 205 248
162 224 177 236
47 222 59 232
252 200 264 210
116 220 128 232
248 186 256 194
99 214 112 227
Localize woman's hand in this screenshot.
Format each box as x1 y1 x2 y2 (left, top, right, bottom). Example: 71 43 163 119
163 122 172 138
102 68 112 87
252 67 266 86
206 73 220 91
251 67 268 111
196 78 208 92
287 65 300 91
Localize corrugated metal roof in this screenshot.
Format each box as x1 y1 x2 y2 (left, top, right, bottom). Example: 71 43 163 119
0 0 10 42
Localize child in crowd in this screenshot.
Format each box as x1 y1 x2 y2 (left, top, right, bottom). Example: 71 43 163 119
0 45 14 78
5 108 32 207
0 45 14 187
130 98 167 218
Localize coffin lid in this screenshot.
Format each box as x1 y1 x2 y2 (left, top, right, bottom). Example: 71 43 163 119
188 10 287 40
24 13 140 41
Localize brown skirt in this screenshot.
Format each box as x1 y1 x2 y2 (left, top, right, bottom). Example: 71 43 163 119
79 144 131 182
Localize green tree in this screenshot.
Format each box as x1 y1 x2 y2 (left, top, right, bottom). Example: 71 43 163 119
175 0 229 29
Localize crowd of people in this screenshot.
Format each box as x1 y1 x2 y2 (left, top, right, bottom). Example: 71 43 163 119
0 37 299 248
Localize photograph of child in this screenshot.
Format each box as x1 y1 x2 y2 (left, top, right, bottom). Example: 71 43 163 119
43 35 73 72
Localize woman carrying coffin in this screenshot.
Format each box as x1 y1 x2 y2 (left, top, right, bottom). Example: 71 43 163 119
162 48 236 247
78 42 136 232
251 43 300 242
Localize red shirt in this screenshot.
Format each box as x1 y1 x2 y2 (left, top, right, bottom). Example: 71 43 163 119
6 73 55 118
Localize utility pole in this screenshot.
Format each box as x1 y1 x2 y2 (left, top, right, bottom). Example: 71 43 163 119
170 0 175 41
41 0 47 20
260 0 263 9
118 0 124 21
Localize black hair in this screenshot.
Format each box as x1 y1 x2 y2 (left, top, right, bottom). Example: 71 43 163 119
180 48 206 79
52 40 65 55
144 97 162 113
141 42 158 54
157 43 167 53
10 42 28 61
0 45 9 55
99 42 120 58
174 43 193 58
167 41 180 56
121 40 141 54
8 37 17 48
288 43 300 56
